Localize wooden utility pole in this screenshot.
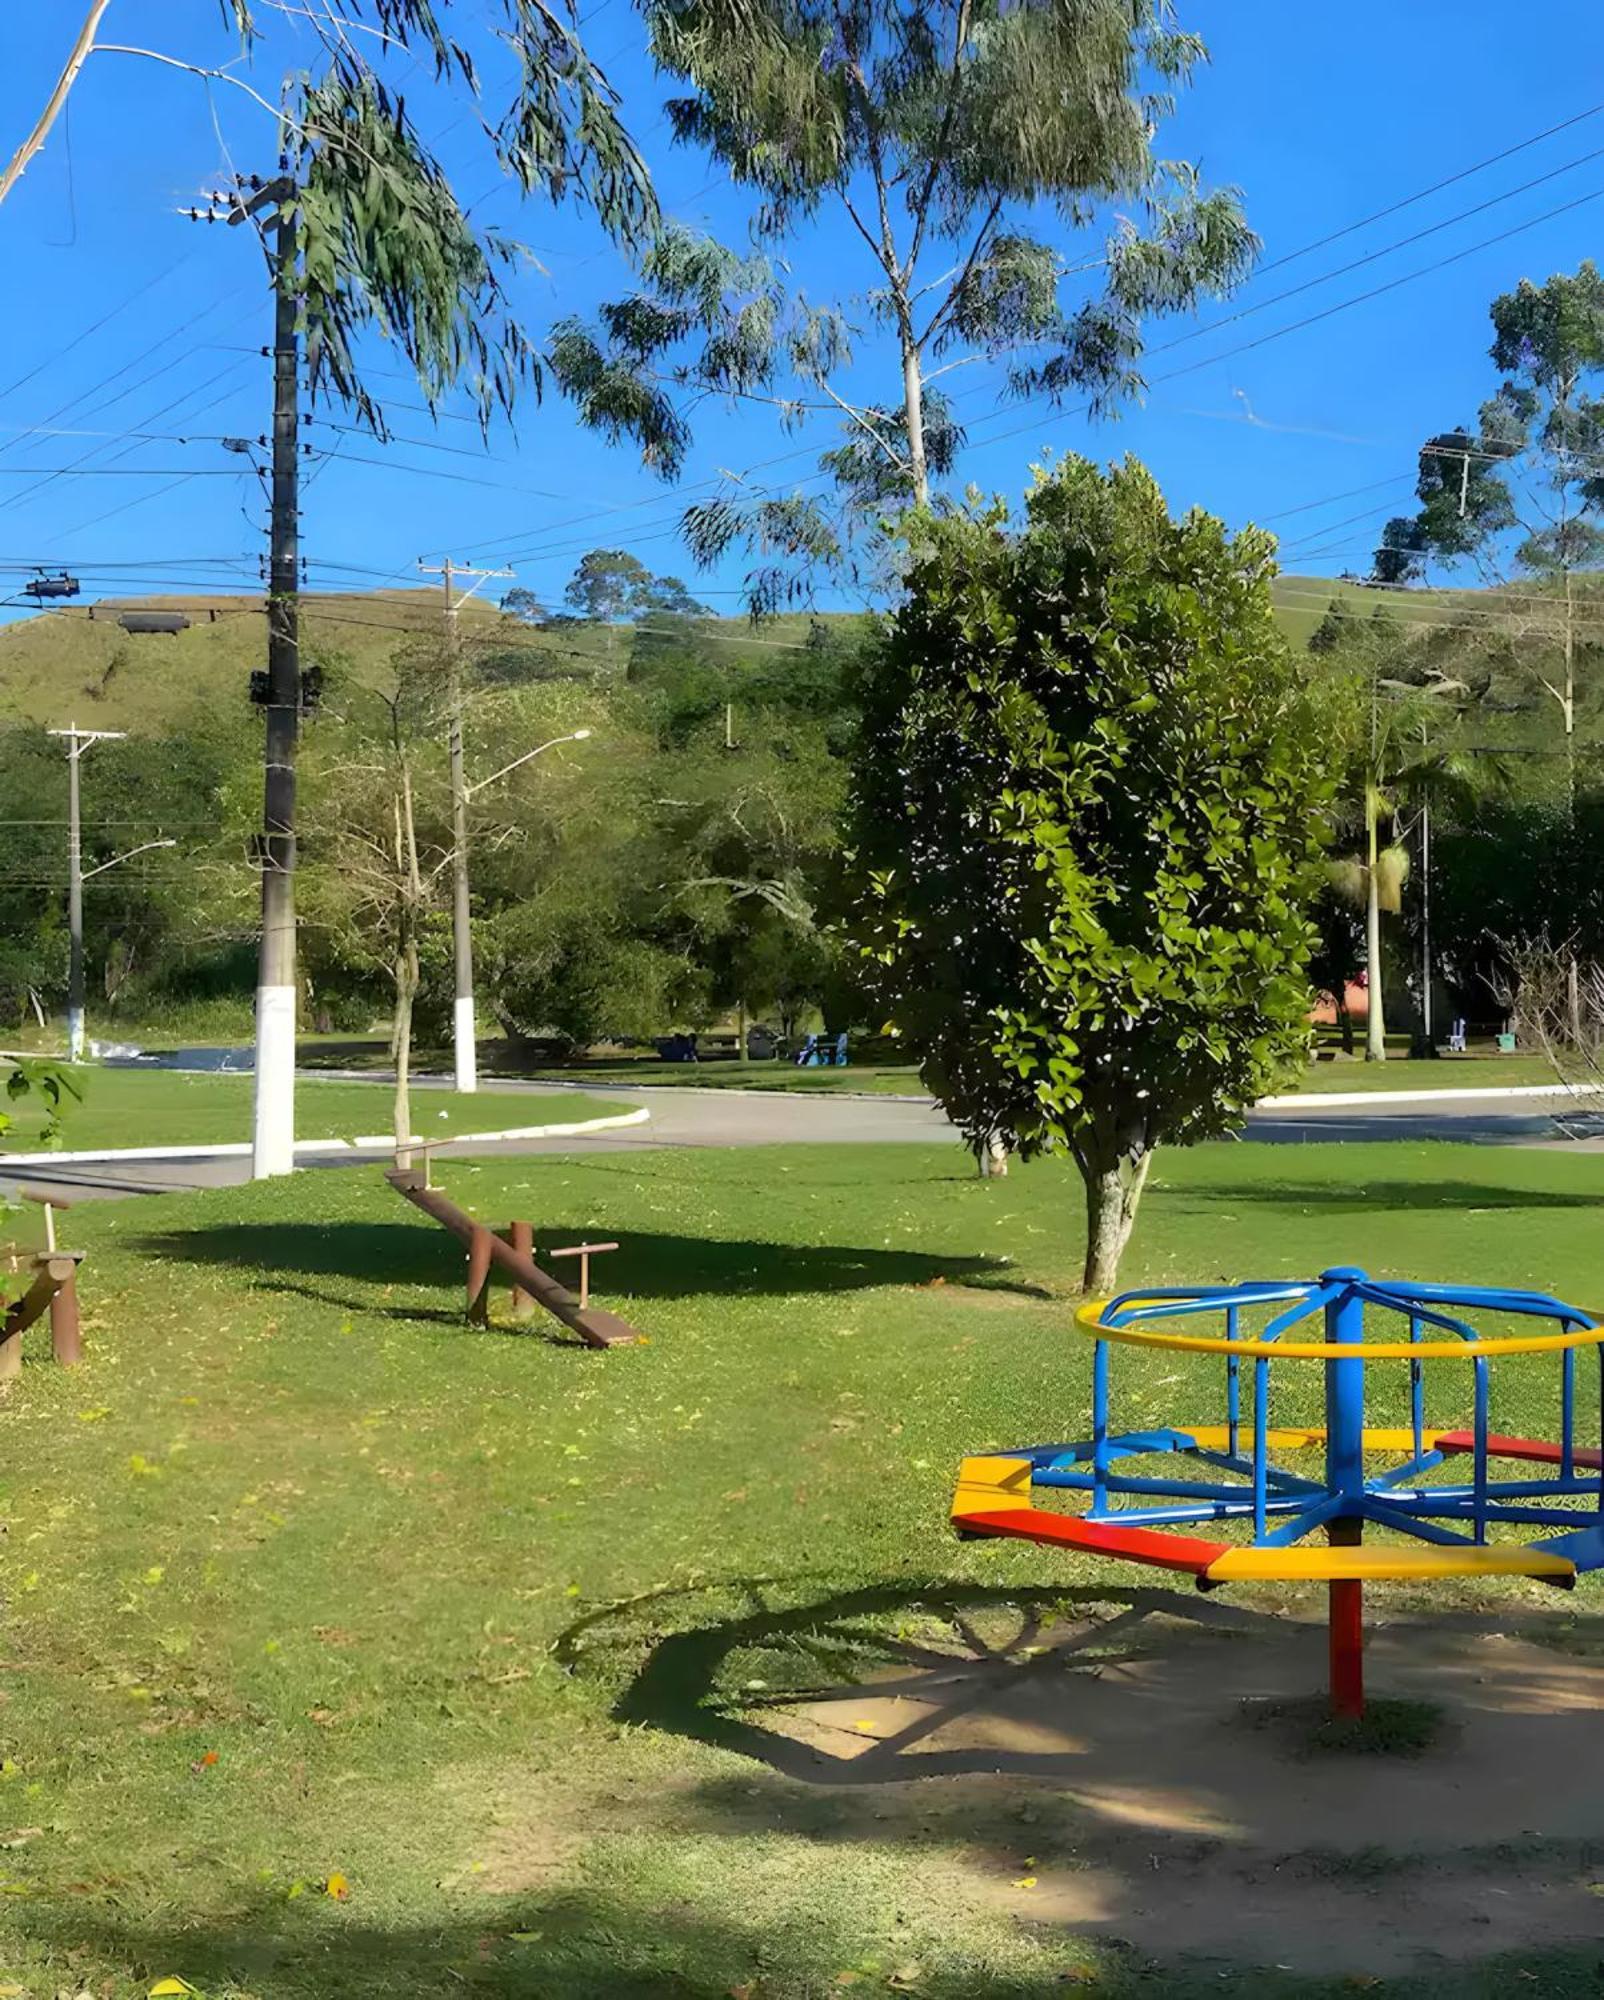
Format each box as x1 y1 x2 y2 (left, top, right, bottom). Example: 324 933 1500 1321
417 558 513 1095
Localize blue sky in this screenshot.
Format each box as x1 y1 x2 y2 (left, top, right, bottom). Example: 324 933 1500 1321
4 0 1604 627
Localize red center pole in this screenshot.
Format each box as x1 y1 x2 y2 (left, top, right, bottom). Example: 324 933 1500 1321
1328 1517 1364 1719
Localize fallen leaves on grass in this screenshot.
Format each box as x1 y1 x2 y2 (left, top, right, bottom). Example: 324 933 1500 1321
325 1870 351 1900
191 1750 219 1773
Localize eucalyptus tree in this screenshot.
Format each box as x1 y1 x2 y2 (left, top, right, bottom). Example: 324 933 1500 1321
1382 265 1604 792
6 2 654 291
551 0 1256 610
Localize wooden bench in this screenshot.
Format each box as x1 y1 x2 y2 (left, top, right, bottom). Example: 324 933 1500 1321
386 1170 639 1349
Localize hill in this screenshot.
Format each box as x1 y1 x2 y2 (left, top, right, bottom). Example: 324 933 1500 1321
0 591 847 734
2 572 1596 737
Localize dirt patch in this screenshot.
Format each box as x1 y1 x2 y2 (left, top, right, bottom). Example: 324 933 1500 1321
741 1600 1604 1977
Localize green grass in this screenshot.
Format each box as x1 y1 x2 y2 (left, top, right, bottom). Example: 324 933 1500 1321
1288 1055 1560 1093
1240 1694 1447 1758
0 1068 625 1153
1 1138 1604 1993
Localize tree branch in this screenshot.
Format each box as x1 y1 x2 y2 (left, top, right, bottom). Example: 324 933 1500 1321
0 0 117 210
919 193 1003 352
902 0 973 283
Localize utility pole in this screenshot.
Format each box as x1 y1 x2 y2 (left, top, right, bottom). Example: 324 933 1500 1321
188 170 303 1174
417 558 514 1095
47 725 173 1062
1419 793 1433 1054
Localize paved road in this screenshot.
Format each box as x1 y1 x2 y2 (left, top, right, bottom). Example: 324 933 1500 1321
0 1078 1591 1204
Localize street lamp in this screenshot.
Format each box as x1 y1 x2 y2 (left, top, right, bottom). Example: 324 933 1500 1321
446 726 594 1092
464 728 593 802
47 723 177 1062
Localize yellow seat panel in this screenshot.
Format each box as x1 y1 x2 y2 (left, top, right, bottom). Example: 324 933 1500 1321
952 1455 1034 1519
1205 1544 1576 1583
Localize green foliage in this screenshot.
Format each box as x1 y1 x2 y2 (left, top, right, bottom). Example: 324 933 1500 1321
0 1057 80 1148
1402 265 1604 590
553 0 1256 610
848 456 1327 1281
225 0 659 436
562 547 708 622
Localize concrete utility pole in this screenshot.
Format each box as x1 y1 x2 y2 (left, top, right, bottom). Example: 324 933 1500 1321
417 558 513 1095
47 725 173 1062
191 171 303 1175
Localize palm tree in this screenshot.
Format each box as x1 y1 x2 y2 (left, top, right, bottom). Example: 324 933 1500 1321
1323 630 1481 1061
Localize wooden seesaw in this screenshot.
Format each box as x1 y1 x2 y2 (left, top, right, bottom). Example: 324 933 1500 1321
386 1162 639 1349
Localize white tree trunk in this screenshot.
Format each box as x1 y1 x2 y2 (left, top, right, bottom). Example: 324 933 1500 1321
1080 1149 1153 1294
1365 790 1386 1063
901 339 929 507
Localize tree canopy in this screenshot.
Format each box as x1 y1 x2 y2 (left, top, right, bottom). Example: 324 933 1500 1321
849 455 1327 1287
551 0 1256 610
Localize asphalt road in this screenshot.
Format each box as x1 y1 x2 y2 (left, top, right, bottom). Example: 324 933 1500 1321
0 1077 1595 1206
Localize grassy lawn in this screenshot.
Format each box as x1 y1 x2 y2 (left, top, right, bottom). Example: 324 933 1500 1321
1288 1055 1561 1093
0 1138 1602 1994
0 1068 626 1154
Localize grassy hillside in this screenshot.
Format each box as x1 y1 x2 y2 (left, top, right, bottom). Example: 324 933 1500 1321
0 592 853 734
2 574 1593 736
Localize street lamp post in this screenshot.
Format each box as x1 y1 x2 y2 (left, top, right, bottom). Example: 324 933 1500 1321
47 724 175 1061
463 728 593 803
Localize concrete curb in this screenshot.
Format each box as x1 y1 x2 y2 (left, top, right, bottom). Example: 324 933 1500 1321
1260 1082 1582 1110
0 1104 650 1169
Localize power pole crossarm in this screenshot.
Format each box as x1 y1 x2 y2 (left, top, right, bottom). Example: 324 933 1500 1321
417 558 514 1096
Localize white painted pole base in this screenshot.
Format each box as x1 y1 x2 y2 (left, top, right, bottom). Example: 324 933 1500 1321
66 1007 85 1064
453 994 477 1094
252 983 297 1178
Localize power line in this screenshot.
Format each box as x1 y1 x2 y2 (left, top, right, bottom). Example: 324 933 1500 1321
1255 99 1604 278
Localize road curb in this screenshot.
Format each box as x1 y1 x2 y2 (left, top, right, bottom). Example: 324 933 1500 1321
1261 1082 1579 1110
0 1104 650 1169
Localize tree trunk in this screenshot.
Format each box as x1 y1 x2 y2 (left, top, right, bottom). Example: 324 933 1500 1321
737 998 749 1063
1335 995 1355 1055
393 751 424 1165
978 1132 1008 1177
392 948 418 1168
900 338 929 508
1080 1148 1153 1295
1365 788 1386 1062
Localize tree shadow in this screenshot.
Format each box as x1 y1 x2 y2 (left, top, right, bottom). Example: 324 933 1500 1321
0 1893 1154 2000
557 1578 1269 1784
132 1219 1031 1302
1178 1178 1604 1213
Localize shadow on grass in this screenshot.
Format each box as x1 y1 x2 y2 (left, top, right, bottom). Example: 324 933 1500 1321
0 1897 1149 2000
556 1578 1269 1784
1177 1178 1604 1213
133 1219 1031 1301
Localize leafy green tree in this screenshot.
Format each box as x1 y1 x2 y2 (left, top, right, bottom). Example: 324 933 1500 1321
5 5 654 325
1390 264 1604 786
551 0 1255 610
565 550 657 624
564 549 710 626
500 587 547 624
849 456 1327 1290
